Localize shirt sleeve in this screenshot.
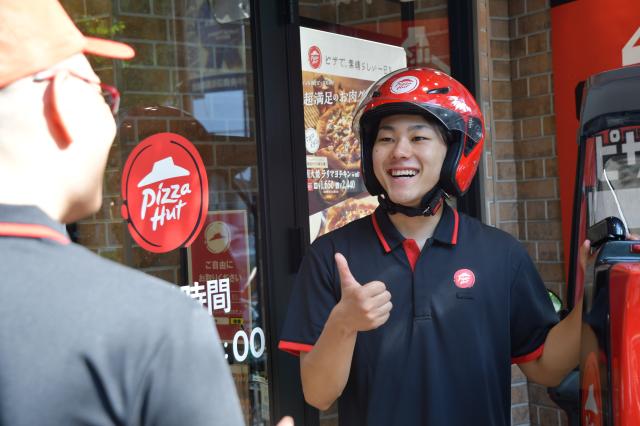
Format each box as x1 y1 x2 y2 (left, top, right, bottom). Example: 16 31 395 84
139 301 245 426
509 244 559 364
278 238 338 356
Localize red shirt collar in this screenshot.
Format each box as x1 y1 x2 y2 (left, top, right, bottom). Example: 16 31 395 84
371 202 459 253
0 204 70 244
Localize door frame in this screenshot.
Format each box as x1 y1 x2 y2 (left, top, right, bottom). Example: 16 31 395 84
251 1 480 424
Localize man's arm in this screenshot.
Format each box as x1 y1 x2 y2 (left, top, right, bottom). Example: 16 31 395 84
518 298 583 387
300 253 392 410
299 310 357 411
519 240 589 387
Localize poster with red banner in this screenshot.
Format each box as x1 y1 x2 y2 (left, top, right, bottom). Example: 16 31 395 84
551 0 640 271
187 210 251 341
300 27 406 242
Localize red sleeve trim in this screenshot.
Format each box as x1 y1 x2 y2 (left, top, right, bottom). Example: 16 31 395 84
371 213 391 253
451 209 459 245
511 343 545 364
278 340 314 356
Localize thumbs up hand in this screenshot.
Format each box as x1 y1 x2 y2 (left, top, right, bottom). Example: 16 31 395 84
334 253 392 332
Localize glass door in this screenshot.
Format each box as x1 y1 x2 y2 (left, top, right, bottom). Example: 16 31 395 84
63 1 269 424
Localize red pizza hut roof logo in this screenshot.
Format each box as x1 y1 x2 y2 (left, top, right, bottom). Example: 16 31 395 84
390 76 420 94
453 268 475 289
308 45 322 69
121 132 209 253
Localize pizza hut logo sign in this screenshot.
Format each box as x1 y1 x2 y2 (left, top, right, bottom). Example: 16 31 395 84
308 45 322 69
121 132 209 253
390 76 419 94
453 268 475 289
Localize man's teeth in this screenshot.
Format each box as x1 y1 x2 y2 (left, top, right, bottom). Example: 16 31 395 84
390 169 417 177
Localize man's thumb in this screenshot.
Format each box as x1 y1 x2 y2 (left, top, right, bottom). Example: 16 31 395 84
335 253 359 289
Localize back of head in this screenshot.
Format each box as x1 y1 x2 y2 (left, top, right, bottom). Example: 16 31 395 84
0 0 134 222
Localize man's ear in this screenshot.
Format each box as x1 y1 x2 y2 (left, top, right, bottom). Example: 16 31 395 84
44 72 73 149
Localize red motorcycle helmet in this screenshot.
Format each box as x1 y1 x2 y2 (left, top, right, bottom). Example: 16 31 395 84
353 67 485 200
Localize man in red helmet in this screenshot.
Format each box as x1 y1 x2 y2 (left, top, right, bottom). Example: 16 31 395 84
279 68 581 425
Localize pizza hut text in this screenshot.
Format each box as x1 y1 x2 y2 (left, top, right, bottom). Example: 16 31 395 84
140 182 192 231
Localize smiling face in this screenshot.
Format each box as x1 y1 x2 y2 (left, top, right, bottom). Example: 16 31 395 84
372 114 448 208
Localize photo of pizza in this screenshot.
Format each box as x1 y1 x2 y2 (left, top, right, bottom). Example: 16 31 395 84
302 72 373 215
315 103 360 171
319 195 378 237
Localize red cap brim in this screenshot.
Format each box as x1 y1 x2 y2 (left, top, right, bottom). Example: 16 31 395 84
84 37 135 60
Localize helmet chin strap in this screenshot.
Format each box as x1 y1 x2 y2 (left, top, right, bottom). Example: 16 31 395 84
377 186 446 217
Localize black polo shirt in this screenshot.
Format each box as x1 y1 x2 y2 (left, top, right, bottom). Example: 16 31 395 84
0 204 244 426
279 203 558 426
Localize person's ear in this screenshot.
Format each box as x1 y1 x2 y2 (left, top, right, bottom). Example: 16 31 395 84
44 72 73 149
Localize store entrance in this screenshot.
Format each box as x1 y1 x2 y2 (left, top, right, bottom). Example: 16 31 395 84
63 1 270 424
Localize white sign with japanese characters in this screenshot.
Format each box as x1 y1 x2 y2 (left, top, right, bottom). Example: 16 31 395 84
300 27 406 81
179 278 231 315
589 126 640 233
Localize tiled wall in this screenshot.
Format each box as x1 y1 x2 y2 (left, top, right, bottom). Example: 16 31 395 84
477 0 567 424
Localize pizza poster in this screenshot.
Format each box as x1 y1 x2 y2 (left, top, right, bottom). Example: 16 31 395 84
550 0 640 272
300 27 406 242
187 210 251 341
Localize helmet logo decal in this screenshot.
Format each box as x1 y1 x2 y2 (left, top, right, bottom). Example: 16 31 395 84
451 96 472 113
453 268 476 288
390 76 419 94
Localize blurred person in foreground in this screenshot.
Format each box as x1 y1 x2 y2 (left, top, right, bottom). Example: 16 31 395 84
0 1 293 425
279 68 582 425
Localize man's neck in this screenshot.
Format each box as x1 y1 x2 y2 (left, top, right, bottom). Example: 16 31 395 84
386 206 443 250
0 176 64 222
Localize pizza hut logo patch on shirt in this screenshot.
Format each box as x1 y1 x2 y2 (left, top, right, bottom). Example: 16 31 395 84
453 268 476 289
308 45 322 69
390 76 419 94
121 132 209 253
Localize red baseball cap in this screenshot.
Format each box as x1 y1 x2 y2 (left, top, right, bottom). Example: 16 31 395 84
0 0 135 88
